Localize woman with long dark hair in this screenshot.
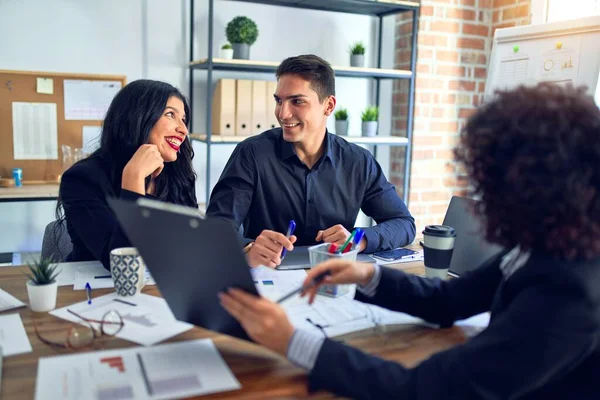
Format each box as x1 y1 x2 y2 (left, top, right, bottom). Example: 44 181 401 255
57 79 197 269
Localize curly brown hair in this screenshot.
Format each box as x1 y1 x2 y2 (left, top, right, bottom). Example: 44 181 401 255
454 83 600 260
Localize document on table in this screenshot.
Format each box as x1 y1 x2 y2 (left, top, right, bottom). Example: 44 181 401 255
251 267 307 301
0 289 26 312
51 260 155 289
0 314 32 356
50 293 192 346
35 338 240 400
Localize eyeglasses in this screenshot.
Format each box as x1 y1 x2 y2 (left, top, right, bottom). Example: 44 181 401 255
35 309 124 350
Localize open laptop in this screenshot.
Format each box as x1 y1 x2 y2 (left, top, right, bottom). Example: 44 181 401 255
108 197 258 340
442 196 505 277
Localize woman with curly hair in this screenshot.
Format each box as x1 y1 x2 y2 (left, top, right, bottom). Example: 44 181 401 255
219 83 600 399
57 79 197 270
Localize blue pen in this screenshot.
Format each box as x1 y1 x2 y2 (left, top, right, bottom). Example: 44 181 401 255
281 220 296 259
85 282 92 305
352 228 365 251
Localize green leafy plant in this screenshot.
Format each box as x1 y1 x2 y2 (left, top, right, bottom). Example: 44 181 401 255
350 42 366 55
26 257 60 285
226 16 259 45
334 108 349 121
361 106 379 122
221 43 232 50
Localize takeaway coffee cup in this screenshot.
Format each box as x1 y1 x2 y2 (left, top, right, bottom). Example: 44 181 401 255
422 225 456 280
110 247 146 296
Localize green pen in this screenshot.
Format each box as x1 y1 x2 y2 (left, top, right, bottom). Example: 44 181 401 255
337 229 357 254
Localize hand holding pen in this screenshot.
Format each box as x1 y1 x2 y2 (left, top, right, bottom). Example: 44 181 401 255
280 220 296 260
316 224 366 252
246 227 297 269
300 259 376 304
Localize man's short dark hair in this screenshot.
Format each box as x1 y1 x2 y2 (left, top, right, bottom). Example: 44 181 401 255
275 54 335 102
455 83 600 260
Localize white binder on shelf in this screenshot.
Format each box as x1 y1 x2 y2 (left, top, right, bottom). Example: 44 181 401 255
235 79 253 136
211 79 236 135
251 80 268 134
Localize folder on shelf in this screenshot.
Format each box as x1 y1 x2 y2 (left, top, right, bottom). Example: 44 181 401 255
251 80 268 134
235 79 253 136
211 79 236 135
266 81 279 130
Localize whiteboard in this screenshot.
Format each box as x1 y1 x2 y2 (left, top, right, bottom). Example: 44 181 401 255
485 16 600 105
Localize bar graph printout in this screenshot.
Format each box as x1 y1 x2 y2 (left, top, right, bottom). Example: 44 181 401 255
34 339 240 400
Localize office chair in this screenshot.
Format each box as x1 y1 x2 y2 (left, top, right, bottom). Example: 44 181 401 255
41 220 72 262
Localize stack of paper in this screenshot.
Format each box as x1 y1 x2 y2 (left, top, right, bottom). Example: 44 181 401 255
35 339 240 400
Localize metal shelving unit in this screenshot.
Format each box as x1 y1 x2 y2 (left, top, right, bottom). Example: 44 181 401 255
189 0 420 203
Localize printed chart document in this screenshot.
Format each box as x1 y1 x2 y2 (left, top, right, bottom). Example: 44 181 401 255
51 293 192 346
0 313 33 356
12 102 58 160
0 288 26 312
64 80 122 120
35 339 240 400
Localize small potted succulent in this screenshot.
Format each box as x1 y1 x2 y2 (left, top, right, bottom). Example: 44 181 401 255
350 42 366 67
220 43 233 60
25 257 60 312
334 108 349 136
226 16 259 60
361 106 379 137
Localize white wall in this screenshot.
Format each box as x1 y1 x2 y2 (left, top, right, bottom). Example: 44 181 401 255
0 0 396 252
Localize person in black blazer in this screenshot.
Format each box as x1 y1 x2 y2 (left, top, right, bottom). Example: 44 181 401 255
57 80 197 270
219 83 600 399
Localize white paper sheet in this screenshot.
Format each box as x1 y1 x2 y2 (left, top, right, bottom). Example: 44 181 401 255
251 267 307 301
455 312 491 337
0 314 33 356
51 260 155 289
497 55 531 89
35 339 240 400
64 80 121 120
82 125 102 154
0 289 26 312
12 102 58 160
50 293 192 346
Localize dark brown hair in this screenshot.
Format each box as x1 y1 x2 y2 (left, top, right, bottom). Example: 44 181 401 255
276 54 335 102
455 83 600 260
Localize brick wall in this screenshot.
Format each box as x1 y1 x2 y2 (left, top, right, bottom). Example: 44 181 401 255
391 0 531 235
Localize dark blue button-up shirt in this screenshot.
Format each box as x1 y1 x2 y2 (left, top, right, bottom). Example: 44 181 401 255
206 128 415 253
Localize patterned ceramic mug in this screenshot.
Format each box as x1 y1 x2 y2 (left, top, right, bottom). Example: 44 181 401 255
110 247 146 296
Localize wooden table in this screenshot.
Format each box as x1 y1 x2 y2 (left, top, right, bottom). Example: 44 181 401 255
0 261 467 399
0 184 59 202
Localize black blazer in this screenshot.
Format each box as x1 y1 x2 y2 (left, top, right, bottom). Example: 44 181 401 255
59 155 145 270
308 252 600 399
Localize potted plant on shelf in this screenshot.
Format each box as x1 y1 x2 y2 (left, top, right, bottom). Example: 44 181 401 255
361 106 379 137
350 42 366 67
25 257 60 312
226 16 259 60
220 43 233 60
334 108 349 136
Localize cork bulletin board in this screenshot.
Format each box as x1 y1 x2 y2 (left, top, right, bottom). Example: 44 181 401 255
0 70 126 182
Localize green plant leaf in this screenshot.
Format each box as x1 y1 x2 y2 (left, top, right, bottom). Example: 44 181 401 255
361 106 379 121
350 41 366 55
334 108 349 121
26 256 60 285
226 16 259 45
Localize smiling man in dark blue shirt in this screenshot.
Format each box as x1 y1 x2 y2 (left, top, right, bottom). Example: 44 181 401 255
206 54 415 268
